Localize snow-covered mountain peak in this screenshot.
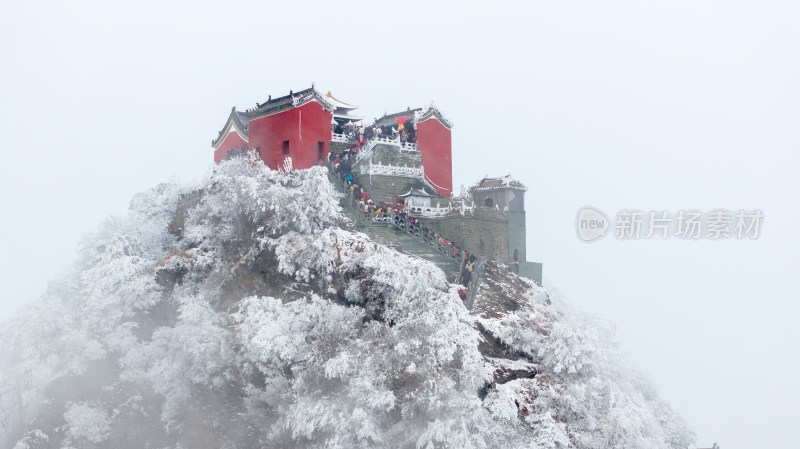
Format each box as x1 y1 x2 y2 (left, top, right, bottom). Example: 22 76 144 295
0 159 693 449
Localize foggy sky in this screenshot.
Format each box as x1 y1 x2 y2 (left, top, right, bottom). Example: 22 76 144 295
1 1 797 448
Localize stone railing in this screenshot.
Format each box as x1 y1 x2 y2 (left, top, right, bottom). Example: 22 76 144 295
346 137 420 166
373 136 401 146
352 139 380 165
331 133 351 143
360 161 424 179
401 141 418 151
407 203 452 217
449 196 475 215
372 210 469 267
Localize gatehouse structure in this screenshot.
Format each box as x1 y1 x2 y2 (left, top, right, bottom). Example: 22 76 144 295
210 85 542 284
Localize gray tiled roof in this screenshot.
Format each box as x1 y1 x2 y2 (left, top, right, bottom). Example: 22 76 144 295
470 175 527 192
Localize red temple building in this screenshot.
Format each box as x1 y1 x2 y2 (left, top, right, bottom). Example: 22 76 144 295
211 86 454 196
206 85 541 284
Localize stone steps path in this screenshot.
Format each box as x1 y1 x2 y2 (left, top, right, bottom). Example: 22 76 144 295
361 221 462 281
328 165 463 282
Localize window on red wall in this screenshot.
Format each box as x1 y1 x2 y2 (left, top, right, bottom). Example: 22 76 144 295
282 140 290 156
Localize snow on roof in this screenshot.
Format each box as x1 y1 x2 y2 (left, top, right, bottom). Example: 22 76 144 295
244 86 338 118
398 188 432 198
414 103 453 129
470 175 527 192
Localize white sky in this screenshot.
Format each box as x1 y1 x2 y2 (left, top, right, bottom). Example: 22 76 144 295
1 1 797 448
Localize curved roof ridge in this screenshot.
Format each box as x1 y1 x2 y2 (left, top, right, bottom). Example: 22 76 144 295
414 103 453 129
399 187 432 197
244 85 338 119
211 107 250 148
325 91 358 109
470 175 527 192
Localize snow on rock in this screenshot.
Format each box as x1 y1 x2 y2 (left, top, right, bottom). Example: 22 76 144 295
0 159 693 449
474 261 694 448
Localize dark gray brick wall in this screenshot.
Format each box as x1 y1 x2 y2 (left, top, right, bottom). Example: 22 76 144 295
507 210 526 263
328 144 542 284
518 261 542 285
419 208 510 262
355 174 429 204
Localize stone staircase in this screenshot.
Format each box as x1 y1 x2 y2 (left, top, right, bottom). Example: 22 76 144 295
360 220 462 282
327 166 462 281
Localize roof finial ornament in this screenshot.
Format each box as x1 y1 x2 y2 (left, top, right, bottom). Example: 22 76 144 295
289 90 293 96
268 95 271 101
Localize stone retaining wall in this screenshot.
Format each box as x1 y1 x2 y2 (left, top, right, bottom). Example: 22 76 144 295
419 208 511 263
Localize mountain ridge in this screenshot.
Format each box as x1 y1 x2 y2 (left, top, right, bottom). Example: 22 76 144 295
0 158 693 449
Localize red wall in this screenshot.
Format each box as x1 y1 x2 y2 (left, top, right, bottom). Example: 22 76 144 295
248 100 332 170
417 118 453 196
213 129 249 162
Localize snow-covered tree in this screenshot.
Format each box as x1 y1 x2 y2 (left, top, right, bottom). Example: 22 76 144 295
0 159 694 449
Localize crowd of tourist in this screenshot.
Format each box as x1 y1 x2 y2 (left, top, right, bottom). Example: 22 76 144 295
330 148 395 220
328 147 477 296
333 116 417 145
